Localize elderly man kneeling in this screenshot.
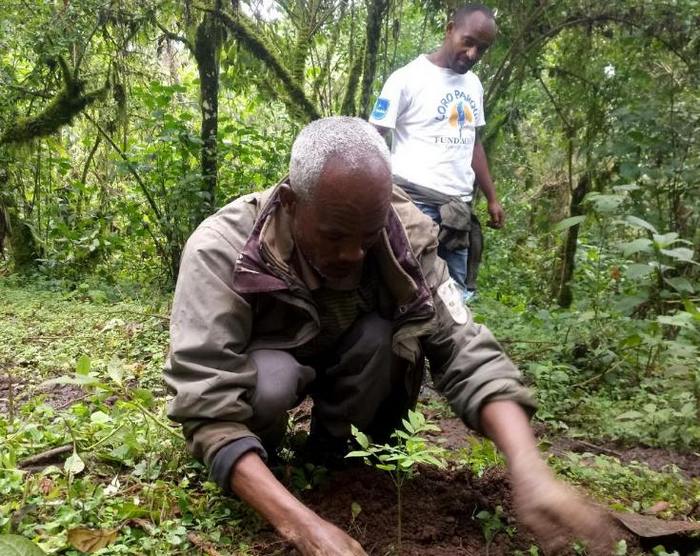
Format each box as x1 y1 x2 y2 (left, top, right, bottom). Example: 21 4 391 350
165 117 613 556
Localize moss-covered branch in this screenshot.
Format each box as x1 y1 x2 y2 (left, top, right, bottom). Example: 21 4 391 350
0 57 109 146
211 9 320 122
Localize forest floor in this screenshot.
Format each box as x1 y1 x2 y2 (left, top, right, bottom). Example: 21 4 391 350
1 277 699 555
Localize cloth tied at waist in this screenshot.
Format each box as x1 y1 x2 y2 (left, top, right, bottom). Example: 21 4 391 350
393 176 472 251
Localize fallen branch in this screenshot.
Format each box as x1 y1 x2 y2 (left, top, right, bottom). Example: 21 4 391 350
55 393 90 410
18 444 72 468
187 532 223 556
499 338 558 345
571 439 623 458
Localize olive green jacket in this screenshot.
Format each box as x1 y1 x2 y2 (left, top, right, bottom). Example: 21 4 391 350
164 182 535 466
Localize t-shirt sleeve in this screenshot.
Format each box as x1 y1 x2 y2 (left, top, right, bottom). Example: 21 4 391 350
475 78 486 127
368 70 405 129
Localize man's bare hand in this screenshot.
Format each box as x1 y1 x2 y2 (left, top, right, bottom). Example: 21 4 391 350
487 200 505 228
510 453 616 555
288 515 367 556
231 452 367 556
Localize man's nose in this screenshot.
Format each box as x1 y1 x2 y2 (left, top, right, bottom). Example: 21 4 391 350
338 243 365 264
466 46 479 61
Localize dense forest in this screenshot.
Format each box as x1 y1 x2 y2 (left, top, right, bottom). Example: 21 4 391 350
0 0 698 554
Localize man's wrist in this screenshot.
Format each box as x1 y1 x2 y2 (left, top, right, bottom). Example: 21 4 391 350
277 505 319 543
507 447 549 476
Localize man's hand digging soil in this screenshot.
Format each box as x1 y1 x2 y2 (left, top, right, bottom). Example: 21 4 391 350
510 449 615 554
482 400 616 554
231 452 367 556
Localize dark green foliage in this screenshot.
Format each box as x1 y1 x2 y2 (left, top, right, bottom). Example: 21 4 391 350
0 59 109 146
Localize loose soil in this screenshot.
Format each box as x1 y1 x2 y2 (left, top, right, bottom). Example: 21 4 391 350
300 465 531 556
252 461 641 556
0 372 85 415
250 395 647 556
253 464 535 556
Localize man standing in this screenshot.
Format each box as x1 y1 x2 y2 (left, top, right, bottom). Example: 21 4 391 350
370 4 503 302
165 117 612 556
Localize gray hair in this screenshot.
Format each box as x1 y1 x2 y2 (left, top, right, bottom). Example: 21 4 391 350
289 116 391 202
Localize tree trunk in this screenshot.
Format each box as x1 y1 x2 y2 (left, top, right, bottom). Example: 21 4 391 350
194 11 224 224
7 211 41 272
358 0 389 119
556 174 589 308
341 49 364 116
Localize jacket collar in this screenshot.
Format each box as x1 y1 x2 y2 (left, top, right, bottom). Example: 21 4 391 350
232 182 430 309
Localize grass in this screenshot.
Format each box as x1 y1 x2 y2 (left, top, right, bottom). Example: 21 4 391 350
1 277 697 554
0 279 263 554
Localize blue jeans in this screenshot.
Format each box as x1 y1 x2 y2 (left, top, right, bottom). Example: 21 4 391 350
415 202 469 300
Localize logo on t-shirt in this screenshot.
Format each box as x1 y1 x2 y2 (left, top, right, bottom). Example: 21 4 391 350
432 90 481 144
449 100 474 133
371 98 390 120
435 91 479 126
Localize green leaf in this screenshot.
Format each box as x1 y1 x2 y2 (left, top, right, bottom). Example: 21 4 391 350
350 426 369 450
625 215 657 234
585 193 624 213
376 463 396 471
351 502 362 520
76 355 91 375
616 410 644 420
652 232 679 248
40 375 100 387
64 451 85 475
409 409 425 429
0 535 47 555
658 313 695 329
622 238 653 257
133 388 155 408
424 455 447 468
660 247 696 263
664 277 695 293
625 264 654 279
90 411 111 424
107 357 124 386
345 450 371 458
553 215 585 232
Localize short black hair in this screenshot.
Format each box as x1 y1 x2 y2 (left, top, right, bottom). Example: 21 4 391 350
452 4 496 24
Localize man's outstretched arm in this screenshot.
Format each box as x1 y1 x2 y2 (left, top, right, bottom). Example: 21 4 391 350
471 136 505 228
230 451 367 556
480 400 616 554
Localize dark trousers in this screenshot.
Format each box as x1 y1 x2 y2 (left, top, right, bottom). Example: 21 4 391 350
244 312 420 453
466 213 483 291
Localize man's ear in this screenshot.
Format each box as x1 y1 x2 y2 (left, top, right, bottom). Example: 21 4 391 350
445 20 454 35
278 183 297 214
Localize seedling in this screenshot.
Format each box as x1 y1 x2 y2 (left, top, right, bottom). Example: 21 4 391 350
347 409 446 553
475 505 514 555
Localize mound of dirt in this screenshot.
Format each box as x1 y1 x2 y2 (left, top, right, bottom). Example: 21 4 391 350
300 464 528 556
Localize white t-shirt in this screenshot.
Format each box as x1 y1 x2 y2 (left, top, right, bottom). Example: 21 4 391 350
369 55 485 200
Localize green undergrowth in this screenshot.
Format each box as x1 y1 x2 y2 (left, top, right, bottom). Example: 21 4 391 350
1 278 697 554
471 295 700 450
550 452 700 517
0 278 262 554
